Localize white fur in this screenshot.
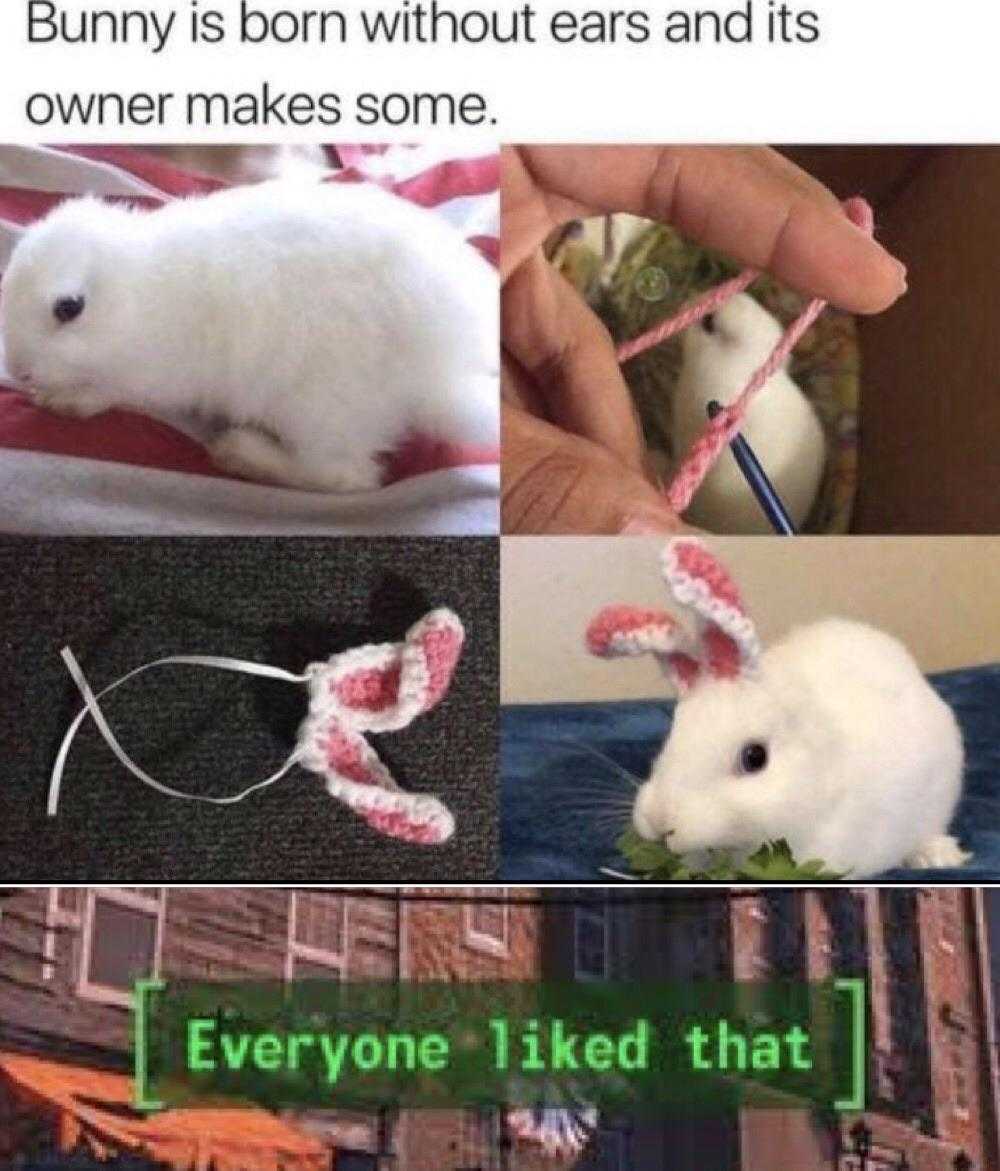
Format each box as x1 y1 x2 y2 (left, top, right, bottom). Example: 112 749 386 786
633 618 967 877
673 293 826 533
0 181 498 492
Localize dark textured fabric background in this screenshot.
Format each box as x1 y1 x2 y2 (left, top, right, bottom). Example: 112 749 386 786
0 538 498 882
500 664 1000 883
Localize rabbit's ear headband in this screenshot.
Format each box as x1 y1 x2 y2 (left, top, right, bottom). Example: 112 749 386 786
585 538 760 694
49 609 464 845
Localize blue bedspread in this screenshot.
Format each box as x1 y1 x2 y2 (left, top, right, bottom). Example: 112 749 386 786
500 664 1000 882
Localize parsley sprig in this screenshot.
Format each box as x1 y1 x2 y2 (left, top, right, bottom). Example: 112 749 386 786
616 829 847 881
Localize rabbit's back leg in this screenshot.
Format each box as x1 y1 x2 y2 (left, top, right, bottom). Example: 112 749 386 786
210 426 381 493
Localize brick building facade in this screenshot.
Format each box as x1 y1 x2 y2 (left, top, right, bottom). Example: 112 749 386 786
1 887 998 1171
0 887 551 1171
547 889 1000 1171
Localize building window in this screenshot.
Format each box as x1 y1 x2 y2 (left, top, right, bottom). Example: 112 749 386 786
765 892 807 978
823 891 868 976
584 1127 628 1171
574 897 609 981
78 888 165 1007
948 1026 971 1116
938 891 960 953
464 888 510 957
688 905 730 980
286 890 347 979
458 1107 500 1163
335 1154 379 1171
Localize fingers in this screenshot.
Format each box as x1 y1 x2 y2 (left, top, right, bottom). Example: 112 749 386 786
501 144 560 280
507 145 907 314
502 401 684 535
502 252 646 472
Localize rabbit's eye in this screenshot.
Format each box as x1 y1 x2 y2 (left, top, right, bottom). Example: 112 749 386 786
702 313 716 334
738 742 768 774
53 296 85 324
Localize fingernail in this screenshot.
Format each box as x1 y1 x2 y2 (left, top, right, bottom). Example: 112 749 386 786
894 261 908 294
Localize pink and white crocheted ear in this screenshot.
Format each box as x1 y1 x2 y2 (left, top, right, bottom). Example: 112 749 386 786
308 608 464 734
661 537 760 680
295 608 463 844
303 719 454 845
585 604 702 695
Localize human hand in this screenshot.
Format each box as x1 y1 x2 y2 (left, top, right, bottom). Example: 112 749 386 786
501 144 908 534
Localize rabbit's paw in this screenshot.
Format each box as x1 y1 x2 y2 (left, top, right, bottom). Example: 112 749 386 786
34 389 108 418
905 834 971 870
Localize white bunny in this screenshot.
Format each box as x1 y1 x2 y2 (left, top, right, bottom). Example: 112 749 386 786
586 538 969 878
0 180 498 493
672 293 825 533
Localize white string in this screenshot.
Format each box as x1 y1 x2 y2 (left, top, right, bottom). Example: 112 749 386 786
48 649 313 817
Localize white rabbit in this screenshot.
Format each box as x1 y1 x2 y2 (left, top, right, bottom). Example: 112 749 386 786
672 293 825 533
586 538 969 878
0 180 498 493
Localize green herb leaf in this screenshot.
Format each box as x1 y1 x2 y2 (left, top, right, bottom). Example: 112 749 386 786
616 832 846 882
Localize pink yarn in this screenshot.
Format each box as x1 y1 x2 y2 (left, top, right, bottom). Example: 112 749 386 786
417 625 465 706
670 537 745 610
615 268 758 363
615 196 875 515
584 604 678 655
335 664 403 711
320 726 374 783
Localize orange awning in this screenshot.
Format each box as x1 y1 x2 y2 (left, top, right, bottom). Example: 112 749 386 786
0 1051 328 1171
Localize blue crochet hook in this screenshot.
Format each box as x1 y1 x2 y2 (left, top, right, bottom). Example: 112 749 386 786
706 400 796 535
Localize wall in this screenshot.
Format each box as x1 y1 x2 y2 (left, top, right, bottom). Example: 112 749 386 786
399 888 548 1171
0 888 398 1062
852 145 1000 533
501 536 1000 703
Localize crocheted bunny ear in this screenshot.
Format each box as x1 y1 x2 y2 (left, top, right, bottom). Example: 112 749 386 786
585 604 703 695
661 537 760 680
297 608 465 844
306 721 455 845
308 608 465 735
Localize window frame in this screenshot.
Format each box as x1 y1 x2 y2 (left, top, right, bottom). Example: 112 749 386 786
285 889 348 980
77 888 166 1008
43 887 84 982
463 887 510 958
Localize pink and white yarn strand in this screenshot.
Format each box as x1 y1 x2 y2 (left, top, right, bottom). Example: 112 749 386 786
615 196 875 515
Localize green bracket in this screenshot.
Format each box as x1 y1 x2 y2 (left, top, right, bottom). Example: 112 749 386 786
133 976 167 1112
833 977 866 1112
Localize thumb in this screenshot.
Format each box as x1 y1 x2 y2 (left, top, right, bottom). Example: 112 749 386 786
502 403 684 535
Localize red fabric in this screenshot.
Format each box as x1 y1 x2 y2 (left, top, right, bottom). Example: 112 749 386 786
0 389 226 479
55 144 229 197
